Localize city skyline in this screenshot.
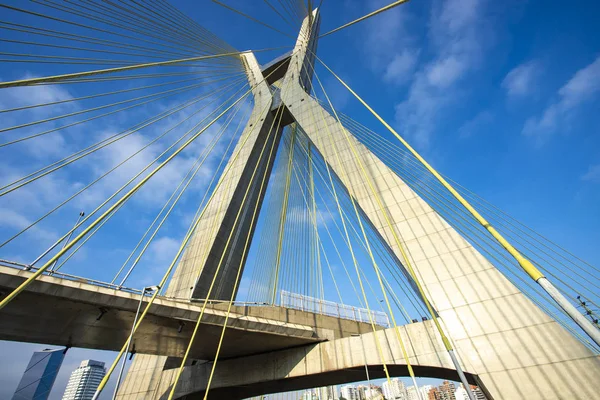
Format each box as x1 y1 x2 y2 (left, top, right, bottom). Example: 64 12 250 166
1 345 125 400
247 377 487 400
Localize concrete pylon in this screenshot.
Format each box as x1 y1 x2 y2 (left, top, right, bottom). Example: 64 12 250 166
115 43 291 400
114 13 321 400
117 9 600 400
275 10 599 400
166 51 282 302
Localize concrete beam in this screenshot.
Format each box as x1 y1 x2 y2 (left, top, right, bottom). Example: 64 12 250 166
171 320 473 399
0 266 381 359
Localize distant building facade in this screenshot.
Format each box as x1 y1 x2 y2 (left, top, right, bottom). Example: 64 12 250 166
471 385 486 400
407 385 422 400
420 385 433 400
340 384 359 400
454 386 470 400
428 381 456 400
62 360 106 400
382 378 406 399
12 348 65 400
317 385 338 400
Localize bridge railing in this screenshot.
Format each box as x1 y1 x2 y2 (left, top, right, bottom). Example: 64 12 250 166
280 290 390 328
0 259 144 295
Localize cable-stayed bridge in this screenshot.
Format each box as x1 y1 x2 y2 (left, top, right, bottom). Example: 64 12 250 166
0 1 598 400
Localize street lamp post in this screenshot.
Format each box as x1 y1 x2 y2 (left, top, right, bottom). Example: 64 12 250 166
351 334 371 388
112 285 159 400
48 210 85 273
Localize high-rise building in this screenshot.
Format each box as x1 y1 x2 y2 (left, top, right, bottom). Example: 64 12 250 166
406 386 420 400
470 385 486 400
317 385 337 400
439 381 456 400
420 385 433 400
454 386 470 400
428 387 441 400
365 385 383 399
428 381 457 400
62 360 106 400
382 378 406 399
12 348 66 400
340 385 358 400
453 384 487 400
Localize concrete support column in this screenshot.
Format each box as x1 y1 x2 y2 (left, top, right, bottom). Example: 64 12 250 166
166 52 280 301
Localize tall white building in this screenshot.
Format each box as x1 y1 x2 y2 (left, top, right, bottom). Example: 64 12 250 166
455 386 470 400
62 360 106 400
317 385 337 400
340 385 358 400
382 378 406 399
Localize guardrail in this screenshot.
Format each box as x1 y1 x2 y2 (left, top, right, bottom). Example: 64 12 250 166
0 259 144 294
1 260 390 326
280 290 390 327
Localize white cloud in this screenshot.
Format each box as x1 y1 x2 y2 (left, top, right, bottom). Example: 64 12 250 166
558 56 600 108
0 208 57 245
394 0 491 148
0 80 73 109
149 236 181 263
522 56 600 143
426 56 467 88
360 0 418 86
502 60 541 97
581 163 600 183
383 49 419 84
0 74 248 274
0 77 77 159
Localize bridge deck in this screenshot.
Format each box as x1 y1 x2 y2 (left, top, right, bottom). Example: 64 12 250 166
0 266 376 360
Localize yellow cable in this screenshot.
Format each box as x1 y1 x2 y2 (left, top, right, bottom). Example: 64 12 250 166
91 87 260 397
166 57 296 399
312 65 454 363
271 127 297 304
23 79 250 271
0 80 252 311
0 86 236 249
319 0 411 38
306 95 392 382
316 56 545 283
290 139 412 321
212 0 295 39
0 47 286 88
201 88 291 400
306 77 418 387
308 143 325 304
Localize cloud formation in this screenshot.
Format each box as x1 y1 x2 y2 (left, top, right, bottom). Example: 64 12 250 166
502 60 541 97
361 0 419 85
581 163 600 183
393 0 490 148
522 56 600 144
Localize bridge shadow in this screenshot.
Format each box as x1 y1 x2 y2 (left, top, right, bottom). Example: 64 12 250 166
167 362 482 400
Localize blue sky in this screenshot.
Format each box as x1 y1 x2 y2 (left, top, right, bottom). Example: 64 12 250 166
1 0 599 398
185 0 600 266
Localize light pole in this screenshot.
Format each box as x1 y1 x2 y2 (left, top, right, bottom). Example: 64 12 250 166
112 285 159 400
351 334 371 389
48 210 85 273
